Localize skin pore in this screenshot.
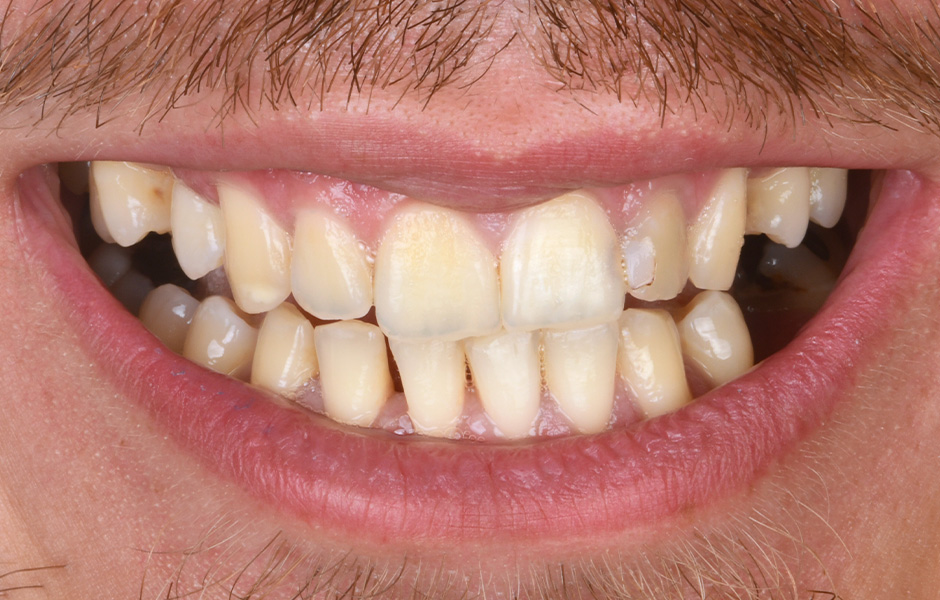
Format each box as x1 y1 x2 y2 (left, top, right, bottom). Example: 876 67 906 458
1 0 940 598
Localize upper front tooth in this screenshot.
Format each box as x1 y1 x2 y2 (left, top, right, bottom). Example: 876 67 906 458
688 169 747 291
138 284 199 353
389 339 466 437
170 181 226 280
89 161 174 247
183 296 259 380
501 192 625 330
677 291 754 388
218 183 292 314
375 202 500 340
292 209 372 321
746 167 811 248
251 303 319 396
622 189 689 301
808 168 848 228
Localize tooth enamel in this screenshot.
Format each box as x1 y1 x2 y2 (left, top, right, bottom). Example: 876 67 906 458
89 161 174 247
183 296 259 380
688 169 747 291
745 167 811 248
170 181 226 280
292 209 372 320
809 168 848 228
218 184 292 314
110 270 155 315
677 291 754 388
542 322 619 434
251 303 319 395
616 309 691 419
314 321 393 427
87 244 131 287
465 330 541 439
138 284 199 353
501 192 625 330
375 203 499 340
622 189 689 301
389 339 466 437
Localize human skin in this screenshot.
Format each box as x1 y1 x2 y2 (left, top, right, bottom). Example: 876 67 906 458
1 0 940 598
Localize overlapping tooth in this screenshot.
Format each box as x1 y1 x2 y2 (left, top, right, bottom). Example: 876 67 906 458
542 322 619 434
389 339 466 437
89 161 174 246
501 192 625 330
622 189 689 301
314 321 393 427
292 209 372 320
375 202 499 340
745 167 811 248
677 291 753 388
183 296 259 380
139 284 199 353
251 303 319 395
171 181 226 280
218 183 292 314
616 309 691 419
688 169 746 291
466 331 541 439
809 168 848 228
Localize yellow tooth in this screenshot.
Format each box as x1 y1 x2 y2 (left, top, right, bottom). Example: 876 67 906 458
292 209 372 320
314 321 392 427
183 296 258 380
375 203 499 340
138 284 199 353
89 161 173 247
501 192 625 330
251 303 319 396
809 168 848 228
677 291 754 388
688 169 747 291
622 189 689 301
171 181 226 280
465 330 541 439
218 183 292 314
746 167 811 248
87 244 131 287
389 339 466 437
616 309 691 419
542 322 619 434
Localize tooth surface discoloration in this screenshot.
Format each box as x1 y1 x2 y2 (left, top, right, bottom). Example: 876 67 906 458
688 169 746 291
677 291 754 388
171 181 226 280
622 189 689 301
746 167 811 248
183 296 259 380
139 284 199 354
809 168 848 228
390 338 467 437
251 303 319 395
90 161 174 246
617 309 691 419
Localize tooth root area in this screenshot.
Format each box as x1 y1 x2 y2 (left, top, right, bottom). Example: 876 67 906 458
389 338 466 437
623 190 689 301
688 168 746 291
89 161 174 247
139 284 200 354
171 181 226 280
809 168 848 228
677 291 754 389
746 167 811 248
251 303 319 395
183 296 259 380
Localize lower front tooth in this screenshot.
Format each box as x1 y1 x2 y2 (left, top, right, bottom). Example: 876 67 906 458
89 161 174 247
251 303 319 396
622 189 689 301
183 296 259 380
389 339 466 437
138 284 199 353
542 322 619 434
171 181 226 280
808 168 848 228
746 167 811 248
688 169 747 291
677 291 754 388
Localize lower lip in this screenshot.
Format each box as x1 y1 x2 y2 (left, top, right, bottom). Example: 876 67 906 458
17 167 932 547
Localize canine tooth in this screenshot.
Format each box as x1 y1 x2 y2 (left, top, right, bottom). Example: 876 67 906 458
677 291 754 388
809 168 848 228
218 184 292 314
292 209 372 320
389 339 466 437
622 189 689 301
171 181 226 280
501 192 625 330
110 270 154 315
688 169 747 290
314 321 393 427
542 322 619 434
375 203 499 340
87 243 131 287
89 161 173 247
617 309 691 419
465 330 541 439
183 296 258 380
746 167 811 248
251 303 319 395
138 284 199 353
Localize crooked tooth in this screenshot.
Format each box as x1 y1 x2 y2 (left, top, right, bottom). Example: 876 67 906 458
677 291 753 388
89 161 173 247
375 203 499 340
251 303 319 395
745 167 811 248
218 184 292 314
542 322 619 434
809 168 848 228
171 181 226 280
465 330 541 439
292 209 372 320
622 189 689 301
502 192 625 330
183 296 258 380
389 339 466 437
688 169 747 291
138 284 199 353
314 321 393 427
616 309 691 419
